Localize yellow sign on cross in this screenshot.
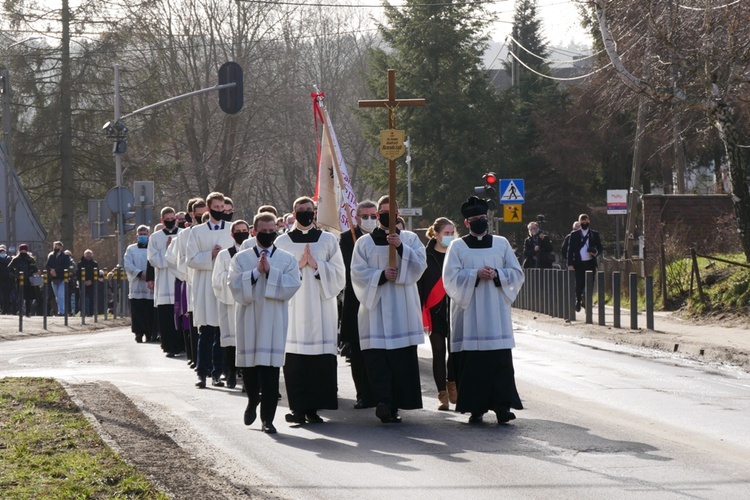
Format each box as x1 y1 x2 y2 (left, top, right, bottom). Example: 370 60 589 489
379 129 406 160
504 204 522 222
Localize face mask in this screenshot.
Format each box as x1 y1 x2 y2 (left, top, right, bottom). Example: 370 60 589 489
233 232 250 245
184 213 193 224
222 211 234 222
378 212 390 228
163 219 176 230
580 223 590 230
209 208 224 222
54 247 61 253
138 235 149 245
360 218 377 233
177 221 186 229
0 252 6 258
256 231 277 248
440 236 455 247
469 218 488 235
295 211 315 227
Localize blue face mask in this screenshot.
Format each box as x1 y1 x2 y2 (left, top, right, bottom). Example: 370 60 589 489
138 235 149 245
440 236 455 247
0 252 6 258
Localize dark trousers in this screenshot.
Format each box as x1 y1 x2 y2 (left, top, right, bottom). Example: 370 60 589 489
83 285 94 316
428 330 454 391
157 304 181 355
1 278 15 314
190 322 199 364
197 325 223 379
223 346 236 379
574 259 598 303
242 366 280 423
348 334 370 404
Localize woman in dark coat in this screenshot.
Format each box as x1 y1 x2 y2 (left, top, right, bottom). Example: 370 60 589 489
8 244 38 316
418 217 457 411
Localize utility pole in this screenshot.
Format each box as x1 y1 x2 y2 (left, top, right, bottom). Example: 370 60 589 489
405 135 412 230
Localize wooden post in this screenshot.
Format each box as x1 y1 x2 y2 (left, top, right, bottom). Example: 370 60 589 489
358 69 425 267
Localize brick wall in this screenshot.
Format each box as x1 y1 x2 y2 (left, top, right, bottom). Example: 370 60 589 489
641 194 741 262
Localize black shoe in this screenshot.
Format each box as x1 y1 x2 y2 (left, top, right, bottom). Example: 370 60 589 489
165 353 176 358
190 362 196 369
226 374 237 389
575 300 581 312
195 376 206 389
468 413 484 424
390 410 401 423
211 375 225 387
305 411 323 424
135 335 143 343
262 421 277 434
243 403 257 426
353 399 365 410
285 412 305 424
376 403 392 423
495 408 516 424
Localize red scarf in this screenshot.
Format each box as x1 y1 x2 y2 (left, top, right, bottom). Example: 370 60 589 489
422 278 446 332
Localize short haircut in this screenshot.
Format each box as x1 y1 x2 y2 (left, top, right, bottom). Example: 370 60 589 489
188 197 205 213
356 200 377 215
377 195 390 211
231 219 250 232
201 211 210 223
84 249 93 256
206 192 225 207
257 205 278 216
253 212 277 229
176 211 186 218
223 197 233 207
161 207 175 218
54 240 63 247
578 213 589 221
193 199 207 211
293 196 315 211
137 224 150 233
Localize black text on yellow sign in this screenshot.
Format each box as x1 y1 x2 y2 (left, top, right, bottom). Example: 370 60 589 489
504 204 522 222
379 129 406 160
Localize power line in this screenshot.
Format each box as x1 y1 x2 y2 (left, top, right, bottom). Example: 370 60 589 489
678 0 743 11
506 48 612 81
507 34 601 64
234 0 508 7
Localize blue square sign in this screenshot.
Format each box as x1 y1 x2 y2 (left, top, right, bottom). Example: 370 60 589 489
500 179 524 204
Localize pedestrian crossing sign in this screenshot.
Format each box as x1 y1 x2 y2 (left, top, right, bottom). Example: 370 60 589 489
503 204 522 222
500 179 524 204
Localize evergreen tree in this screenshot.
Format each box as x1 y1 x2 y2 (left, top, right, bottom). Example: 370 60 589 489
359 0 504 225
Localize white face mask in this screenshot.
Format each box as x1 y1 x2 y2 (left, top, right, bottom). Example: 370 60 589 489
440 236 455 247
359 218 377 233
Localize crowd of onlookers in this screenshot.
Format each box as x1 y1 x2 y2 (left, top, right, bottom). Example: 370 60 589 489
0 242 112 317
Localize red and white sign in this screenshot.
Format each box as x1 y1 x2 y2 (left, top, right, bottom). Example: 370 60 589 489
607 189 628 215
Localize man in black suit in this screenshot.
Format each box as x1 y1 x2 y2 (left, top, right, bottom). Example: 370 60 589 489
566 214 603 312
339 200 378 409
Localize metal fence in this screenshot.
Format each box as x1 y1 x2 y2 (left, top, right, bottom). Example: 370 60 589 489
513 268 655 330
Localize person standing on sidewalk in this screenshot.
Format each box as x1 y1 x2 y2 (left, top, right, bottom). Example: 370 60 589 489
77 250 98 317
566 214 603 312
0 245 15 315
418 217 458 411
443 196 525 425
8 244 38 316
44 241 71 316
229 212 302 434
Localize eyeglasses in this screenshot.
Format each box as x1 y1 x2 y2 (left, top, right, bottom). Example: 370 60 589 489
360 215 377 220
467 216 488 222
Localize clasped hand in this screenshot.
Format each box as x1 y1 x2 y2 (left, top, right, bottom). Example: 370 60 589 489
478 266 496 280
298 244 318 270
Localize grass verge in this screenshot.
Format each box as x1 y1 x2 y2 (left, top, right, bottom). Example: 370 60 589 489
0 377 167 499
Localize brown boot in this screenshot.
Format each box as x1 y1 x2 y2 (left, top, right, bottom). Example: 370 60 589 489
437 390 450 411
446 380 458 405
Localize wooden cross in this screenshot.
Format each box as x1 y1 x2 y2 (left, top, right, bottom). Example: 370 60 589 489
358 69 425 266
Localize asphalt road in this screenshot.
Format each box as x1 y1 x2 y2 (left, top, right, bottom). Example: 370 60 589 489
2 325 750 499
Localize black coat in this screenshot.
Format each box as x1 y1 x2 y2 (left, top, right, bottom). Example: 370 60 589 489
78 257 99 284
339 226 364 343
522 233 554 269
566 229 603 267
45 250 71 282
8 253 38 282
417 239 449 335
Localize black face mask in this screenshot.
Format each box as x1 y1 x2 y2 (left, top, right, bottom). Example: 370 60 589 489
580 223 590 230
233 232 250 245
295 211 314 227
163 219 176 230
256 231 277 248
209 209 225 222
177 221 186 229
469 218 488 234
378 212 390 228
222 211 234 222
184 213 193 224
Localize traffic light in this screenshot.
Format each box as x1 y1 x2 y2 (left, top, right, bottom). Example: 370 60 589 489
473 172 499 208
218 62 243 115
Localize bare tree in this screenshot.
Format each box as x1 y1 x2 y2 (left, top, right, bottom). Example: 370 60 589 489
592 0 750 260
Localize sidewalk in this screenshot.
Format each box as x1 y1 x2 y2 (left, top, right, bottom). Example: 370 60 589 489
0 314 130 341
513 306 750 372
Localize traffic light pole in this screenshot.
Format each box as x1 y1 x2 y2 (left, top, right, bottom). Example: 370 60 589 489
114 64 125 268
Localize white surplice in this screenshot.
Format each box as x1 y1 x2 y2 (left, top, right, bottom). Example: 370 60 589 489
148 228 181 306
186 221 233 327
212 246 238 347
124 243 153 300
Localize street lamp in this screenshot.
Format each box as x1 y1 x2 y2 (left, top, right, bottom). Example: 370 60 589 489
2 36 42 249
